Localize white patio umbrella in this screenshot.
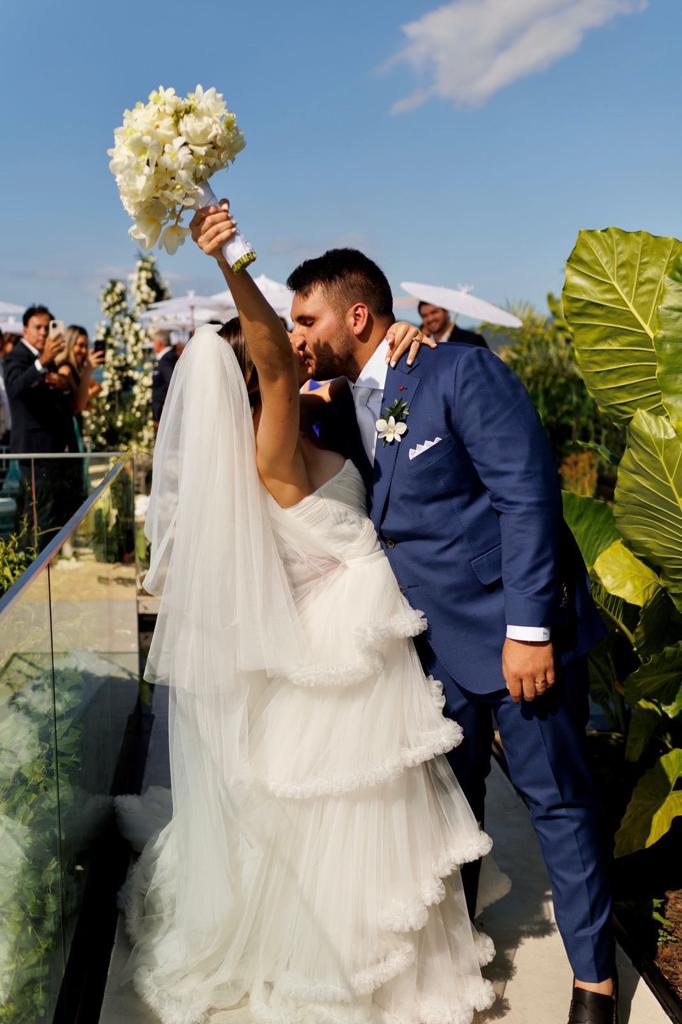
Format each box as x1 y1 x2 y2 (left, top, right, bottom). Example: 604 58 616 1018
142 290 235 330
210 273 294 320
0 301 25 316
400 282 522 329
0 316 24 334
141 316 203 334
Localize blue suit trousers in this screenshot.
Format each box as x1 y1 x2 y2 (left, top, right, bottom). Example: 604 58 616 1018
417 640 615 983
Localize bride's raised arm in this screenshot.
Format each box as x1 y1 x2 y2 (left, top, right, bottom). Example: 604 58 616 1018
190 202 311 505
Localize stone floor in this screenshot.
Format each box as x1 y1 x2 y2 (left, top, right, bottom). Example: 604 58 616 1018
100 689 670 1023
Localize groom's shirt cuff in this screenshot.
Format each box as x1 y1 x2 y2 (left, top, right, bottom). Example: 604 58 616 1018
506 625 551 642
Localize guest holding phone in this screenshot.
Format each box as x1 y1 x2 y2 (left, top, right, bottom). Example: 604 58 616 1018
3 305 81 547
56 326 104 438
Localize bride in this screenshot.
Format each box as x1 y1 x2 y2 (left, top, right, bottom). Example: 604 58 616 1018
117 201 498 1024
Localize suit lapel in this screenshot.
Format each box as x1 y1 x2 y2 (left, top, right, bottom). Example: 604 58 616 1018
370 362 421 528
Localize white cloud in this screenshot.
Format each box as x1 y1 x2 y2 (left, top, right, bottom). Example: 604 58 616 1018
386 0 648 112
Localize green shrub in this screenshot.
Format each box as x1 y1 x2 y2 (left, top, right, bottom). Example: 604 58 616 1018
0 531 36 597
486 299 623 474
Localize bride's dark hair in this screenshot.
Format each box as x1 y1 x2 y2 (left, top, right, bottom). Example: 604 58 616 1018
218 317 260 407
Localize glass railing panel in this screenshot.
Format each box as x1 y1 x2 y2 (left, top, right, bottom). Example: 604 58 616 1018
48 461 140 957
0 565 64 1024
0 458 142 1022
0 453 121 556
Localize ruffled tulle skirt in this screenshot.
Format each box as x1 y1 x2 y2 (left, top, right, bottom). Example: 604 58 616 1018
117 545 497 1024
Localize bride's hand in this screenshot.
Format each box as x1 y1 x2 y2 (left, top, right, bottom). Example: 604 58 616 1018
385 322 436 368
189 200 238 260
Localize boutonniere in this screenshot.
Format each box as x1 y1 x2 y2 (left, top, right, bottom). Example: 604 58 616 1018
376 397 409 445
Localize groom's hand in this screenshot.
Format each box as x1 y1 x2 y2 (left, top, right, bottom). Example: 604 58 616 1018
502 638 556 703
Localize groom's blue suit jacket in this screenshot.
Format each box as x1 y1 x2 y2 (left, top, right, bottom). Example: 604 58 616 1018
339 340 605 695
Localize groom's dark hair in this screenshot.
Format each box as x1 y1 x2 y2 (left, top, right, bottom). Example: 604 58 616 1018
287 249 394 320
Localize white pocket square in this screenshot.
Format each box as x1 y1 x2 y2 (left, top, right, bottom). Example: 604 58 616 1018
409 437 442 461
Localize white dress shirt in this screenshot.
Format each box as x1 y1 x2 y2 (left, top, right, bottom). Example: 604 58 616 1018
21 337 48 376
430 321 455 344
0 366 10 432
352 339 390 462
350 339 550 643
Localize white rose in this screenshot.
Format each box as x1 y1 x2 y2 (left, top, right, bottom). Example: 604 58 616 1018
150 86 183 112
150 113 177 146
192 85 228 121
179 113 216 147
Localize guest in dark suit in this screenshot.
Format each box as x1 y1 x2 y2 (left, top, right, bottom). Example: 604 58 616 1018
418 300 489 348
3 305 79 548
151 330 179 425
0 333 18 445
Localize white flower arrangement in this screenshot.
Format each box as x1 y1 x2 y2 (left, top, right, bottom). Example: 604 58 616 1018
130 252 170 314
109 85 255 269
84 270 158 451
101 279 128 320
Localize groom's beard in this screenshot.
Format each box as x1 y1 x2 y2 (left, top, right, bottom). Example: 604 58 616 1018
307 339 360 382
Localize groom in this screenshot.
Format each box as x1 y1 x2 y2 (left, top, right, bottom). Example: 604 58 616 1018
285 248 617 1024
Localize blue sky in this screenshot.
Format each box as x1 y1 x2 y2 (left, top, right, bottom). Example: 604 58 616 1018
1 0 679 331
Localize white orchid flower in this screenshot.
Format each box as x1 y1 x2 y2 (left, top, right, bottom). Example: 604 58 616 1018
160 224 189 254
130 215 163 249
376 415 408 445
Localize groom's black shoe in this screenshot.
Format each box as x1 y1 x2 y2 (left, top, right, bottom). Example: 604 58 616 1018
567 977 619 1024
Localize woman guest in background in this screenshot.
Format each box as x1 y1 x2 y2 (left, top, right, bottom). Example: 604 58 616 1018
58 325 103 443
55 326 104 540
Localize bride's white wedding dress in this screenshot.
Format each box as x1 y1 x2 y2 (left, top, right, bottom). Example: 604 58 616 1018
117 327 497 1024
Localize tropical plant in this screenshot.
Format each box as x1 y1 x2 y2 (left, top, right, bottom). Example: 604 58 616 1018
561 227 682 858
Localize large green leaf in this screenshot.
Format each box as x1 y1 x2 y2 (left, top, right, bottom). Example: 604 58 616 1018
593 540 660 607
625 705 661 763
561 491 619 570
634 587 682 660
623 642 682 719
590 578 639 643
654 254 682 430
614 409 682 609
587 634 626 734
615 749 682 857
563 228 682 424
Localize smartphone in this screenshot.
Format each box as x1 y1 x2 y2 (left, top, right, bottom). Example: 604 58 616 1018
93 338 106 360
49 319 65 339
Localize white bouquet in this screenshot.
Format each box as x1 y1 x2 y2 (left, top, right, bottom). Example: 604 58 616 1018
109 85 255 271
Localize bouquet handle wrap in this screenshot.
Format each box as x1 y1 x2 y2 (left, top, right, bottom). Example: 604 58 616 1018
194 182 256 274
